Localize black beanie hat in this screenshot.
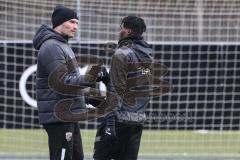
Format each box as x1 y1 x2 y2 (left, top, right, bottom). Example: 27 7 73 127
52 5 79 28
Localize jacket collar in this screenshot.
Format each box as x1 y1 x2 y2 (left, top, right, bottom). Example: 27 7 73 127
118 35 143 48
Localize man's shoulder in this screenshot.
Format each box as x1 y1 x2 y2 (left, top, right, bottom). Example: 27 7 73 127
115 46 133 58
113 48 131 63
39 39 68 54
37 39 65 58
41 39 62 48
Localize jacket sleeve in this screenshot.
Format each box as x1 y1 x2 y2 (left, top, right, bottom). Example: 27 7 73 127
109 51 128 99
38 43 94 87
104 51 128 127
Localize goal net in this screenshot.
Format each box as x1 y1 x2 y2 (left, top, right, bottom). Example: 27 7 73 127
1 0 240 159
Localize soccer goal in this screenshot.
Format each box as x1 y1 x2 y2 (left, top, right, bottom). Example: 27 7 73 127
1 0 240 159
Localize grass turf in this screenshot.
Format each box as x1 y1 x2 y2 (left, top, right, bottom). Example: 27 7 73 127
0 129 240 157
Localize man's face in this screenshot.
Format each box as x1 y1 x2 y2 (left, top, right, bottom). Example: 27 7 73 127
119 24 132 39
59 19 79 38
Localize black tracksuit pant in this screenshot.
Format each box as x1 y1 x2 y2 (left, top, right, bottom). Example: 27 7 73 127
93 121 143 160
43 122 84 160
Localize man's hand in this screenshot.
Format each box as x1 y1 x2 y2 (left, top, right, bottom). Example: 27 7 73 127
85 64 102 82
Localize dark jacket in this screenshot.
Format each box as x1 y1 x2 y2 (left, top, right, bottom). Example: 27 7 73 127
33 24 92 124
107 36 153 125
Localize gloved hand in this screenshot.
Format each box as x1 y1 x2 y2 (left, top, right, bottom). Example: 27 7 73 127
96 67 110 86
85 64 102 82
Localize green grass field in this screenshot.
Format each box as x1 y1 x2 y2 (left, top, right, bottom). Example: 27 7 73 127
0 129 240 157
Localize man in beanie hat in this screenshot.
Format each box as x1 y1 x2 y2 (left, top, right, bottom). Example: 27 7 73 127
33 5 105 160
52 5 79 29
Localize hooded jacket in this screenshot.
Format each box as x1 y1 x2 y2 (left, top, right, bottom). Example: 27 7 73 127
107 36 153 125
33 24 92 124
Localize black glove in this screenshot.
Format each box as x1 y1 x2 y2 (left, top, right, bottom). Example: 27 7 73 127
96 67 110 85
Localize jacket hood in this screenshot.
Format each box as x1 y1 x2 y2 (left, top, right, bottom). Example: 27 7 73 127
118 36 153 63
33 24 68 50
132 39 153 63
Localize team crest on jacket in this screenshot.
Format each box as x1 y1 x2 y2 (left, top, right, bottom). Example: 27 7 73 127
65 132 72 142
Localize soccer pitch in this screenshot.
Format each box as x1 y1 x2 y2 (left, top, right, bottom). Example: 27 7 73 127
0 129 240 159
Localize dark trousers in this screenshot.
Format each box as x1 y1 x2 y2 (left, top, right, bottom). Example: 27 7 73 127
93 122 143 160
43 122 84 160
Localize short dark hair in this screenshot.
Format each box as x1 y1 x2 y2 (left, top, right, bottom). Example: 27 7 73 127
121 16 146 36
